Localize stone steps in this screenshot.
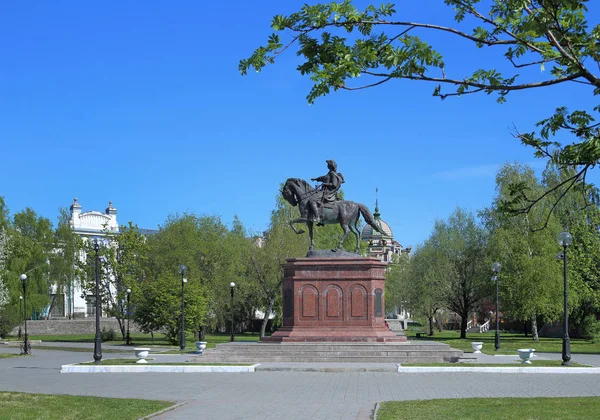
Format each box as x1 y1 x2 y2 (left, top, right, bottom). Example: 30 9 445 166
210 342 448 351
190 341 463 363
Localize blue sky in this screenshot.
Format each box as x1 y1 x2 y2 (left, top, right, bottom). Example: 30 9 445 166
1 1 598 248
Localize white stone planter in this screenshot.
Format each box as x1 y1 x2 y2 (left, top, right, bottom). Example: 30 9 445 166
471 342 484 354
195 341 207 355
517 348 535 364
134 347 150 364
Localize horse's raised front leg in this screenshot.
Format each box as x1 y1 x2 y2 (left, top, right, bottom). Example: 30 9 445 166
334 224 351 252
308 221 314 250
289 218 306 235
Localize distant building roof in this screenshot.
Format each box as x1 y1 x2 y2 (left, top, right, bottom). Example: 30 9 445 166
362 218 393 240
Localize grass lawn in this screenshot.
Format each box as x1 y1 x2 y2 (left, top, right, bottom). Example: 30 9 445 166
3 332 261 352
377 397 600 420
0 353 19 359
80 358 253 366
408 330 600 355
0 392 173 420
29 346 125 353
401 361 589 367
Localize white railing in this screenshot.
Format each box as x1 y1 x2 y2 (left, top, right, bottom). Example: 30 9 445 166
466 320 473 330
478 320 490 333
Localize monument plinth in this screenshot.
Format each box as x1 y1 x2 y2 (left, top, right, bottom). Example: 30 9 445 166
263 256 406 342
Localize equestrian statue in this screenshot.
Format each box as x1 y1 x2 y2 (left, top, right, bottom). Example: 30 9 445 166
281 160 386 254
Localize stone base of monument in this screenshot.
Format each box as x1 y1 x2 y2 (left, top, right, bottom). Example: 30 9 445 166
263 256 405 343
261 326 404 342
189 342 463 364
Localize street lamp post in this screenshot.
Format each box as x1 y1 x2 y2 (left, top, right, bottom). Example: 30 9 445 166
117 244 125 328
558 231 573 366
179 265 188 351
492 262 502 351
230 282 236 342
18 296 23 339
92 238 104 364
126 288 132 345
20 275 30 355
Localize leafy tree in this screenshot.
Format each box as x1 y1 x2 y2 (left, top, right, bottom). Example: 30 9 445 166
433 208 490 338
8 208 54 318
145 214 250 336
247 194 307 338
387 244 451 335
50 208 83 319
84 222 151 339
0 226 10 313
482 163 563 340
542 164 600 330
241 0 600 219
132 272 207 344
384 252 410 317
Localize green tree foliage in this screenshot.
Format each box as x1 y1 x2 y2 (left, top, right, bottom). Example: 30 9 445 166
98 222 150 339
50 208 83 319
387 244 452 335
482 163 563 340
132 272 207 344
0 226 10 313
143 214 252 336
384 253 410 316
8 208 54 318
433 208 490 338
542 164 600 329
247 194 307 338
242 0 600 218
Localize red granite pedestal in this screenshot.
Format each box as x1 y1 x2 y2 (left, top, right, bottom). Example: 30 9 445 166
263 257 406 342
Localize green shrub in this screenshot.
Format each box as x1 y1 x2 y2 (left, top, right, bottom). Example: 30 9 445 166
0 313 16 338
100 327 116 342
580 316 600 342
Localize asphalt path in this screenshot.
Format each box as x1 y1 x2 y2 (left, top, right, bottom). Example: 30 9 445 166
2 346 600 420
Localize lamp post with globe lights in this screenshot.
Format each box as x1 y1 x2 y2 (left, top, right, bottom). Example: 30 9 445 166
558 231 573 366
492 262 502 351
91 237 108 364
230 282 236 342
20 275 30 355
179 265 188 351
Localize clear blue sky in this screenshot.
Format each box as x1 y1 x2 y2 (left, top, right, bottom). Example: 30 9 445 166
1 1 598 248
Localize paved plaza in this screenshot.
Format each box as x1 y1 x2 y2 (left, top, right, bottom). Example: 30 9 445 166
2 346 600 419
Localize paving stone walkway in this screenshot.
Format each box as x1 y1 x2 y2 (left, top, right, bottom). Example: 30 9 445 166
2 346 600 420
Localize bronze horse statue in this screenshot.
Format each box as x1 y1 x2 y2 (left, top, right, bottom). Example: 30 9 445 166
282 178 386 253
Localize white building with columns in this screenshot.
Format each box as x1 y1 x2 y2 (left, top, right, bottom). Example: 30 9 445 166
48 199 120 318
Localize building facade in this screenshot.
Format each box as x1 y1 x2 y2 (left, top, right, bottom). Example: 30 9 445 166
361 194 411 262
47 199 120 319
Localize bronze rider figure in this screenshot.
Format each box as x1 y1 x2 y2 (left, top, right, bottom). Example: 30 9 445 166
309 159 345 225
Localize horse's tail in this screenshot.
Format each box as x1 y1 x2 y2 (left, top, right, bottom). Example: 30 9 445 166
358 203 386 235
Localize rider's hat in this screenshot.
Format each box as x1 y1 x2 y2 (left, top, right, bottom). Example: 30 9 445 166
326 159 337 171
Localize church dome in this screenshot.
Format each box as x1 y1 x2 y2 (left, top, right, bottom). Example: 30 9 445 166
362 219 393 240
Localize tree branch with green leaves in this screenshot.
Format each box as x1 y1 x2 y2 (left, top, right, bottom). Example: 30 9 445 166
241 0 600 222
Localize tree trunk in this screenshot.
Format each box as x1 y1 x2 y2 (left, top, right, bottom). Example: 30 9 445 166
47 294 57 320
531 313 539 342
198 325 205 341
460 316 468 339
260 296 275 339
524 322 528 337
116 317 125 340
428 316 434 336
